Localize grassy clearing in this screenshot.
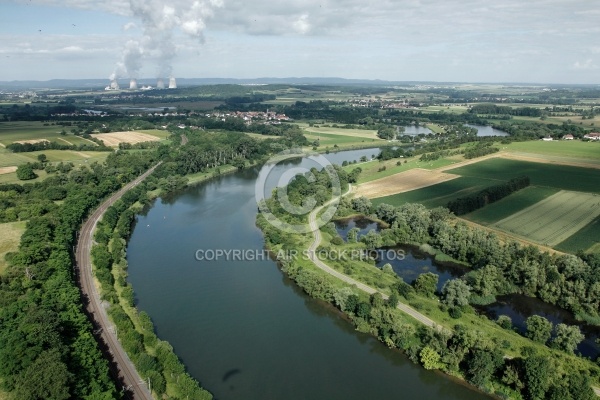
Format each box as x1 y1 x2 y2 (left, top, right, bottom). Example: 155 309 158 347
0 221 26 274
137 129 172 139
0 148 33 167
503 140 600 163
446 158 600 194
554 215 600 254
0 169 49 184
304 131 383 149
301 124 379 139
0 121 84 145
372 176 497 208
20 150 110 164
464 186 560 225
492 191 600 247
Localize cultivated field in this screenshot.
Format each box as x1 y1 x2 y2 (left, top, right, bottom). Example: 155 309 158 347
503 140 600 163
355 168 459 198
446 158 600 194
556 216 600 254
91 131 162 147
371 176 496 208
492 191 600 247
465 186 560 225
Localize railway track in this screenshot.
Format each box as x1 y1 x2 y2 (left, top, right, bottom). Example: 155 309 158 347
75 163 161 400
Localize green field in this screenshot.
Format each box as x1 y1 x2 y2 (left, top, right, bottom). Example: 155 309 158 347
0 121 95 146
372 176 497 208
138 129 172 139
465 186 560 225
555 216 600 254
0 221 26 274
503 140 600 163
301 125 379 139
492 191 600 247
304 131 383 149
446 158 600 194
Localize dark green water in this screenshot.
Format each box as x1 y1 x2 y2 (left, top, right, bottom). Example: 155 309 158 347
127 149 488 400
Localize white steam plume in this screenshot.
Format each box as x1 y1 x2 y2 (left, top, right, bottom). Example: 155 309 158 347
110 0 223 83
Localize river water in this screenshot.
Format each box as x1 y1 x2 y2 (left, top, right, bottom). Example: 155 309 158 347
126 148 489 400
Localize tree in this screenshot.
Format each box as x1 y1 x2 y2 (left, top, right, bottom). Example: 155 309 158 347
370 292 385 309
524 355 551 400
413 272 439 297
525 315 553 344
351 196 372 214
441 279 471 309
37 153 47 164
420 346 443 370
467 348 503 388
550 324 584 353
347 227 360 243
386 292 399 308
496 315 513 330
16 163 37 180
13 349 72 400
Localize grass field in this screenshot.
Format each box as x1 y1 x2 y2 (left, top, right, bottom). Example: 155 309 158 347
301 125 379 139
555 216 600 254
0 121 94 146
492 191 600 247
0 221 26 274
446 158 600 194
465 186 560 225
503 140 600 163
372 176 497 208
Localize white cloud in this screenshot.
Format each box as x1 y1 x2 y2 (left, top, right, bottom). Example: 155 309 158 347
572 59 598 70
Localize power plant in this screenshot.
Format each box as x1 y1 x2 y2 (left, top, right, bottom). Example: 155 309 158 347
104 77 178 90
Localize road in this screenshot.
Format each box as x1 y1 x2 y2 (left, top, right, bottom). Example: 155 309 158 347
307 184 440 329
76 163 161 400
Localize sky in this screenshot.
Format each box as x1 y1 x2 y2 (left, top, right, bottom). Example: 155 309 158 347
0 0 599 84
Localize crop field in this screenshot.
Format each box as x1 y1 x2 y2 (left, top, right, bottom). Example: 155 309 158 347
0 148 33 167
555 216 600 254
355 169 459 199
372 176 497 208
91 131 162 147
465 186 560 225
492 191 600 247
503 140 600 164
446 158 600 194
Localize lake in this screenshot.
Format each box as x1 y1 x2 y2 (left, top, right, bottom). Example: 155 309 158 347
126 148 489 400
466 124 509 137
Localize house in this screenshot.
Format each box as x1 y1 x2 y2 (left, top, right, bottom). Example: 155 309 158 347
542 136 553 141
583 132 600 140
563 134 574 140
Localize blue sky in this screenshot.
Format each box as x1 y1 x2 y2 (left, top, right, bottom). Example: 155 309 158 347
1 0 599 83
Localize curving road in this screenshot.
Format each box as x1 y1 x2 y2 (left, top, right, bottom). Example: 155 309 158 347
76 163 161 400
307 184 440 329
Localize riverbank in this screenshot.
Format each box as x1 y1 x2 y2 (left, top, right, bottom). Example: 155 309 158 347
257 166 600 399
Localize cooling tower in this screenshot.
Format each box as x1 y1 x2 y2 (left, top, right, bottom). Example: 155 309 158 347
157 78 165 89
168 77 177 89
129 79 138 89
110 80 119 90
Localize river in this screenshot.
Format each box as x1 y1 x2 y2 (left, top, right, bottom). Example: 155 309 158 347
126 148 489 400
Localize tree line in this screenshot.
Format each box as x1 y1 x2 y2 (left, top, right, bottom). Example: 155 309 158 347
447 176 530 215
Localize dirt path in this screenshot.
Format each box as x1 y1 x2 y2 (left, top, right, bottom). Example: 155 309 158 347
57 137 73 145
307 185 441 329
76 163 161 400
